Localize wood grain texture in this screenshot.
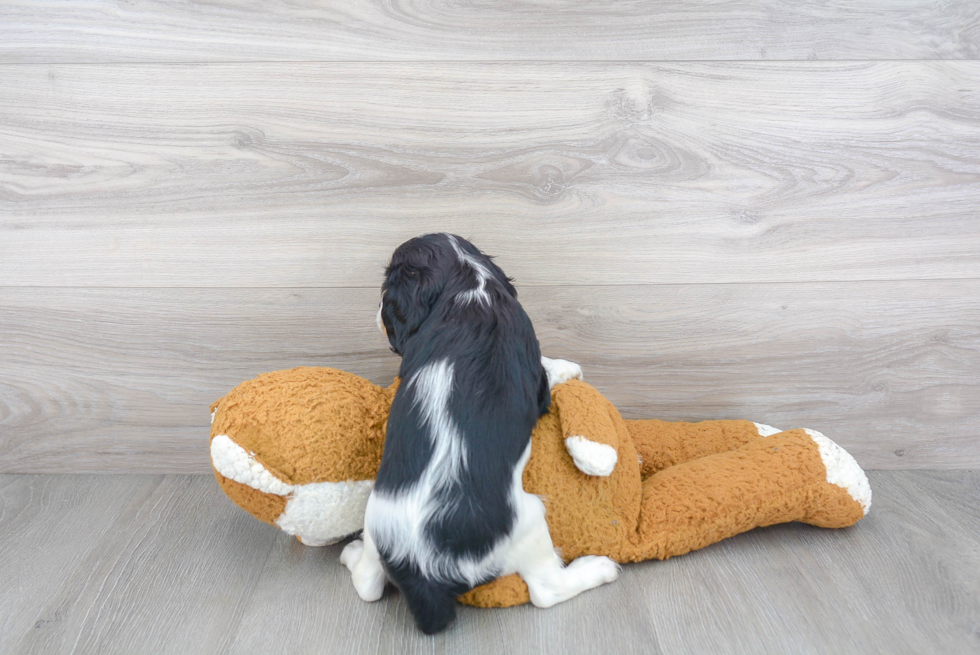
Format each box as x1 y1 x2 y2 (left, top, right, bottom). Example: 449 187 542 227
0 475 150 653
1 0 978 63
2 472 978 653
0 287 394 474
1 281 976 473
228 514 661 655
637 470 980 654
2 62 979 287
3 475 281 655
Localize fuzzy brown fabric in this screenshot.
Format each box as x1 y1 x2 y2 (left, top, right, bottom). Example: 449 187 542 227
210 367 395 486
209 367 396 530
627 417 763 477
210 370 867 608
214 471 288 526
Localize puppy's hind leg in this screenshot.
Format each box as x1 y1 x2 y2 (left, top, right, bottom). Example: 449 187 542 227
340 528 387 602
505 493 619 608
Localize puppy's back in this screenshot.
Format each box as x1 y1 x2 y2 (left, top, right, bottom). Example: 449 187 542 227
371 234 549 633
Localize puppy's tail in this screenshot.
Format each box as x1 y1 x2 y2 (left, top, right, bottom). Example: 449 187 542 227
397 575 460 635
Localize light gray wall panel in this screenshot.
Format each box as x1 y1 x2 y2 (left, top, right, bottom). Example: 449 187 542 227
1 282 975 473
1 0 977 62
2 62 978 287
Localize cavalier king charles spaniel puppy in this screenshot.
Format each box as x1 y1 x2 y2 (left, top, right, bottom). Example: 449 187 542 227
341 233 618 634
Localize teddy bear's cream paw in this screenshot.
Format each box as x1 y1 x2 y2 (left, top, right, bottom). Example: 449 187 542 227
804 429 872 515
541 357 583 389
340 539 364 571
565 436 618 476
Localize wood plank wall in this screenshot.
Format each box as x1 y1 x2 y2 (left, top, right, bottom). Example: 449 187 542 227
1 2 978 472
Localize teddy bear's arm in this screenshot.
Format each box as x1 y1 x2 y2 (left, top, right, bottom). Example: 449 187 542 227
552 380 621 477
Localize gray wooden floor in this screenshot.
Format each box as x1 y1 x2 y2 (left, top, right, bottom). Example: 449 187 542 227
1 471 977 654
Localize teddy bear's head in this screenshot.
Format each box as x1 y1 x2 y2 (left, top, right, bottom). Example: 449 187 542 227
210 367 397 545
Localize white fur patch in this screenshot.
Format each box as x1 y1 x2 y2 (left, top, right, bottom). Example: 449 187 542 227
805 429 872 515
341 530 387 601
754 422 782 437
367 445 511 586
447 234 493 306
210 434 294 496
376 299 386 336
412 360 467 484
368 359 483 582
277 479 374 547
565 436 618 476
541 356 583 389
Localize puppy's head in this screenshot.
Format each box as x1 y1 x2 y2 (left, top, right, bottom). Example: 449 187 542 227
380 233 514 355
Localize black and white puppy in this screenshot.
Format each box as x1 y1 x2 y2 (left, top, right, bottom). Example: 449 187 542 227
340 233 618 634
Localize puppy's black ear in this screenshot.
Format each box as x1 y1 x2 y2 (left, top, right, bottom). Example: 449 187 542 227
381 262 445 355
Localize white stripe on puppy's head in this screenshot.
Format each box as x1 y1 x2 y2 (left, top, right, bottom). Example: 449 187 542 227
446 234 492 307
380 233 517 355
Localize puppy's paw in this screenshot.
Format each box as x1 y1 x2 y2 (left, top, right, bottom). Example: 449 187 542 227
565 436 618 476
569 555 620 585
340 539 364 571
541 357 583 389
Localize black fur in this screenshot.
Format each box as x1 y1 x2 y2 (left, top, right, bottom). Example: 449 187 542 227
375 233 550 634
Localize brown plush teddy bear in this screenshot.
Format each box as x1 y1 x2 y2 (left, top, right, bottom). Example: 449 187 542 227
210 365 871 608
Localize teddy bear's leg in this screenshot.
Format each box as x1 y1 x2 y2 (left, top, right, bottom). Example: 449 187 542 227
502 489 619 608
340 528 387 602
625 418 775 477
621 428 871 562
